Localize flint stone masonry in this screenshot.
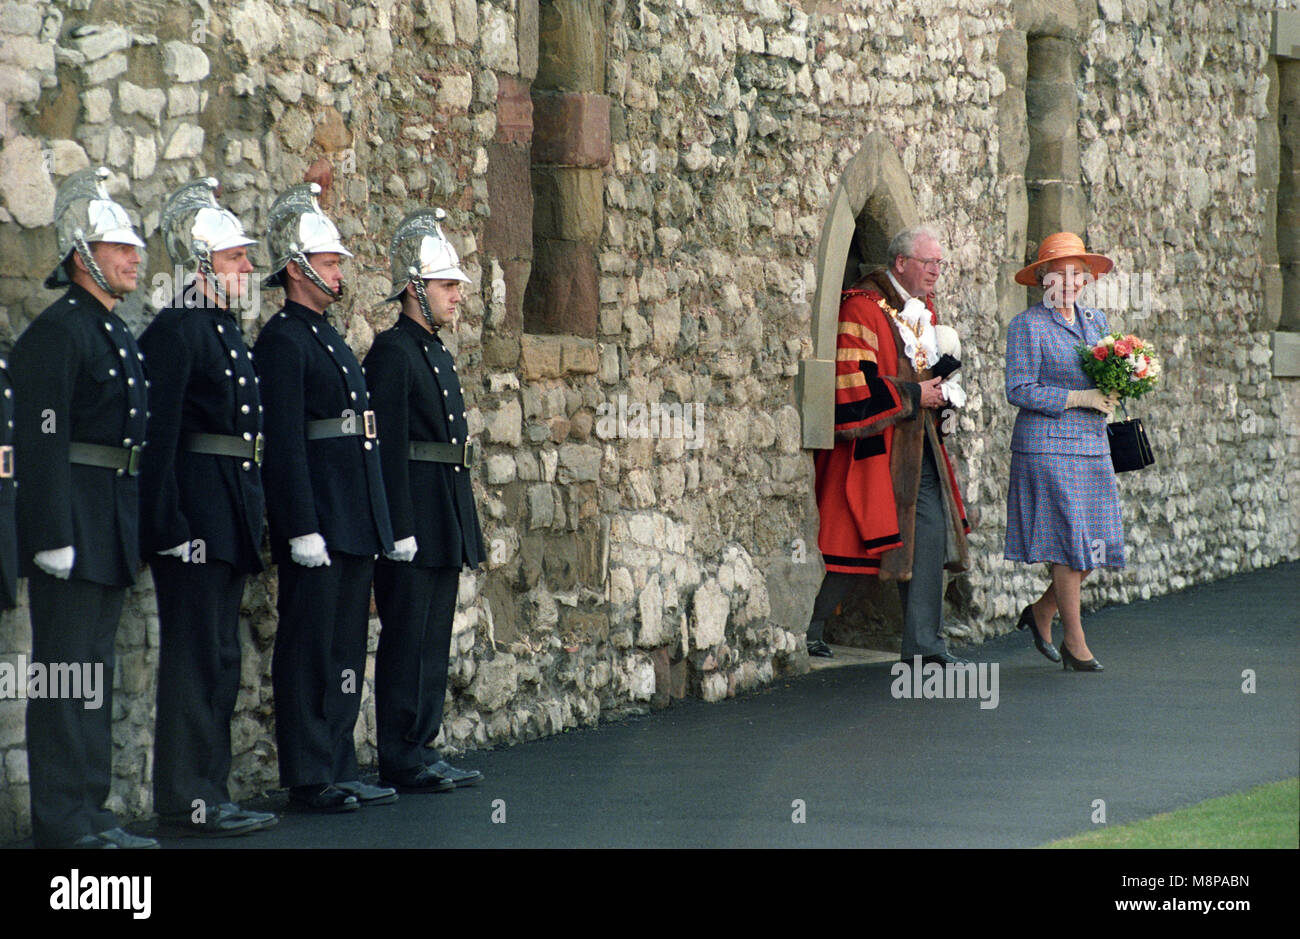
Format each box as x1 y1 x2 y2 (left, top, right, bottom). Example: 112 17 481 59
0 0 1295 842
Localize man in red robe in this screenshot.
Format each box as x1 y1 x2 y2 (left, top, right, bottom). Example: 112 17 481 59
808 226 971 663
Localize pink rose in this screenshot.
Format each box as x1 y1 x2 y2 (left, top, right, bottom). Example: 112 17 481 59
1092 345 1109 361
1113 339 1133 357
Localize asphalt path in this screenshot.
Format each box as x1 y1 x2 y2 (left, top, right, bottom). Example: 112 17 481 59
146 561 1300 849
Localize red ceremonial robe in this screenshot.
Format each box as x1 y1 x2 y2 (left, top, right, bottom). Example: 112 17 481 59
814 274 971 578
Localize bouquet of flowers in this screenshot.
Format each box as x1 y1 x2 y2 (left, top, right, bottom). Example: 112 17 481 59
1078 333 1160 400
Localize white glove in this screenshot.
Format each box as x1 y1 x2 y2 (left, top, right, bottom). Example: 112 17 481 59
1067 389 1120 415
385 536 418 563
290 532 331 567
34 546 75 580
160 541 191 562
940 376 967 408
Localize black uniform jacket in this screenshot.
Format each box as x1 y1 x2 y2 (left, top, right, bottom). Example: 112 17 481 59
137 284 266 573
253 300 393 565
10 284 149 587
0 352 18 608
363 315 485 569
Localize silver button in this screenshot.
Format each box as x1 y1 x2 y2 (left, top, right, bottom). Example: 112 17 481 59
241 404 250 414
341 365 348 373
108 368 117 377
122 438 132 446
461 412 466 419
129 408 137 417
442 390 448 396
311 325 318 334
350 391 357 401
118 347 126 357
453 466 461 473
145 380 150 388
217 325 224 334
230 349 237 358
241 460 251 470
451 437 458 444
243 432 252 441
364 441 372 450
116 468 124 476
258 405 264 413
238 377 247 386
137 352 144 361
225 369 233 377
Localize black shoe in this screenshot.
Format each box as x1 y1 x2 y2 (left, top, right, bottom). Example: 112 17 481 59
1017 604 1061 662
288 784 360 813
381 765 457 793
335 780 399 806
85 827 159 849
1061 643 1104 672
158 803 264 838
910 652 971 666
424 759 483 788
806 639 834 658
218 802 279 832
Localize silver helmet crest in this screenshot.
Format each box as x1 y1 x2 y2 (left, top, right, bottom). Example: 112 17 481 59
160 177 256 275
45 166 145 296
387 208 471 329
262 182 351 298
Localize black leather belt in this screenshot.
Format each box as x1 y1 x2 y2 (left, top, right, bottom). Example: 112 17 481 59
70 441 142 475
307 410 377 440
0 445 11 478
185 432 264 465
409 440 475 467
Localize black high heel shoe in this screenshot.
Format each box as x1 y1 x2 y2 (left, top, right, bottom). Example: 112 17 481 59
1060 642 1104 672
1016 604 1061 663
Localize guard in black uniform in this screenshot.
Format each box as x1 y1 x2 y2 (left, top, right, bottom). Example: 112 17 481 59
365 209 485 792
12 167 158 848
0 350 17 612
253 183 395 813
140 178 277 837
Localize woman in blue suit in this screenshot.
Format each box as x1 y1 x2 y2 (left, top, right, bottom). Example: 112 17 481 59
1004 233 1122 672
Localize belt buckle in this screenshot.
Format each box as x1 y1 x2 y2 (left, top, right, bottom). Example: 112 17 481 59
127 444 143 476
363 409 377 439
461 440 474 468
0 445 12 478
254 432 265 466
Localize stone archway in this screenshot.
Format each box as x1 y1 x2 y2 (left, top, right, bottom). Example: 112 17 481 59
797 132 918 450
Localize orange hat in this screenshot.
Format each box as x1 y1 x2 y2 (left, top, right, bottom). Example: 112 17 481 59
1014 232 1113 286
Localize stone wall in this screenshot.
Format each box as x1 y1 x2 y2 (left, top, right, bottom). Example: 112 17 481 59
0 0 1295 841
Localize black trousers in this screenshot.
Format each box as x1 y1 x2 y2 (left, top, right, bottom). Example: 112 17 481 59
373 563 459 776
272 552 374 788
25 570 124 848
150 555 245 816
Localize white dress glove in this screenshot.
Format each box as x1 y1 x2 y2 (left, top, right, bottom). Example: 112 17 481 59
1066 389 1120 415
160 541 191 562
34 546 75 580
289 532 331 567
385 536 418 563
942 377 967 408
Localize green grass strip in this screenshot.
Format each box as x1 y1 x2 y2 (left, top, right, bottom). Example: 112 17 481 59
1044 778 1299 848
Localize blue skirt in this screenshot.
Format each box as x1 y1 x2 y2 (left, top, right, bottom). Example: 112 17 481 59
1004 451 1125 570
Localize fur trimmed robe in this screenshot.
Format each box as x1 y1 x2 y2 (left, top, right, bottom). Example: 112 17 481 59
814 270 971 580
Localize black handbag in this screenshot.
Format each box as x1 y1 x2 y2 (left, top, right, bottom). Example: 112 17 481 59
1107 407 1155 473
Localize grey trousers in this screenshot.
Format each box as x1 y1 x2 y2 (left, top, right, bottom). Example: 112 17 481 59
808 440 949 656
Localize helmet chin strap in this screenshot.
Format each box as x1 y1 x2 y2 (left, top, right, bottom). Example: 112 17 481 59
291 249 343 300
74 234 125 300
410 271 438 331
196 249 228 309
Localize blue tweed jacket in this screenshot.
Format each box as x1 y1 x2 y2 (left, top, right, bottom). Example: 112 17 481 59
1005 302 1112 456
